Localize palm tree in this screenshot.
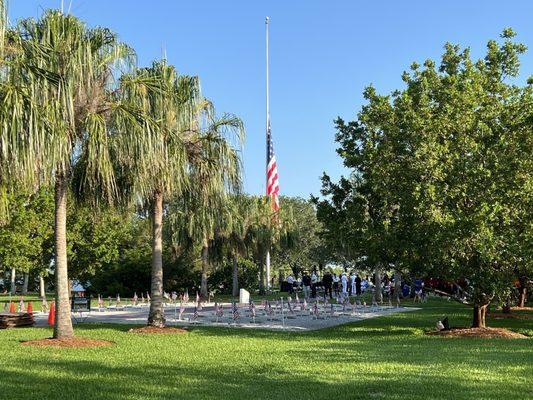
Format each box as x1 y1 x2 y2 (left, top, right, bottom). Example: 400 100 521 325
247 196 295 294
118 60 243 325
215 195 255 297
0 10 139 338
168 122 243 299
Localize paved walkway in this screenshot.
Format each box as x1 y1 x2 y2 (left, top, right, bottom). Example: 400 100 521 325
33 303 419 331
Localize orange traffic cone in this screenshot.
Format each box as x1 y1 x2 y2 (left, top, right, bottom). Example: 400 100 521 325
9 302 15 313
27 301 33 314
47 302 55 326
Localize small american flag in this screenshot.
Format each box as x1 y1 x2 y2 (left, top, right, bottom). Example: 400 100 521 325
287 300 294 314
133 292 138 305
192 306 198 321
295 292 300 303
267 301 274 316
266 121 280 212
250 301 256 318
232 303 240 321
313 302 319 317
179 302 185 319
302 299 307 311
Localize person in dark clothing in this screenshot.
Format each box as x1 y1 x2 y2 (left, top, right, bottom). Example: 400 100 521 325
322 271 333 299
355 274 362 295
302 272 312 299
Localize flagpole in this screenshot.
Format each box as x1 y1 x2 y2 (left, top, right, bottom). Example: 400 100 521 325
265 16 271 293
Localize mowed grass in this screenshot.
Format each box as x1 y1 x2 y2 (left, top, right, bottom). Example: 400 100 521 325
0 298 531 400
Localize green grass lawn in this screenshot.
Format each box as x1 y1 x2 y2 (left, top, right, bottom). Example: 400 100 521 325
0 297 531 400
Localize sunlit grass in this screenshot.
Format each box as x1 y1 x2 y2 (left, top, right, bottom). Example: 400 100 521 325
0 297 531 399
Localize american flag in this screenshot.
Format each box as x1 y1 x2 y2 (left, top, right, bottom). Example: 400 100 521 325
266 121 280 212
250 301 256 318
287 300 294 314
192 306 198 321
232 302 240 321
267 301 274 316
217 304 224 318
313 302 319 317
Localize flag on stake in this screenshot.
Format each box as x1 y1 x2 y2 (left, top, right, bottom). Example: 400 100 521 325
27 301 33 314
9 302 15 313
232 302 240 322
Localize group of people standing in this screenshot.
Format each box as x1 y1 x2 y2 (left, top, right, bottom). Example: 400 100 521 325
285 270 371 300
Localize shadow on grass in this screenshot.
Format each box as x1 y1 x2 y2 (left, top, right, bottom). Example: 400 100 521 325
0 355 530 400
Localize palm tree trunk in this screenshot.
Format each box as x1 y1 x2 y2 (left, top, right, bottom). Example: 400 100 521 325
53 171 74 339
232 254 239 297
148 190 165 327
9 267 15 295
200 237 209 298
39 275 46 300
22 273 29 294
258 253 265 295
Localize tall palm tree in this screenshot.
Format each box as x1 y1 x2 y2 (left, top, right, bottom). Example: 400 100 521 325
0 10 139 338
168 120 243 299
217 195 255 297
118 60 243 325
247 196 294 294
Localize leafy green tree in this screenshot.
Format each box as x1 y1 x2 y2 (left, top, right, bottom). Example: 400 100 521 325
272 196 327 276
318 29 532 326
0 189 54 294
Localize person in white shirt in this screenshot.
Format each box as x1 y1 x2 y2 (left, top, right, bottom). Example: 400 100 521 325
341 273 348 295
310 271 318 298
350 273 356 296
333 274 340 296
287 274 295 294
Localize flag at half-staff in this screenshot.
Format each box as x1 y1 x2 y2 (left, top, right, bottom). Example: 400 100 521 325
266 121 280 212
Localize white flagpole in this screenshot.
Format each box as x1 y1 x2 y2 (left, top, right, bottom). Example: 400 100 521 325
265 16 271 293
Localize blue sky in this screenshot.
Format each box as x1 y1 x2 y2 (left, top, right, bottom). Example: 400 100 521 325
7 0 533 198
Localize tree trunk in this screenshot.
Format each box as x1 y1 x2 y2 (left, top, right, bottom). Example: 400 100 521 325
39 275 46 300
258 254 265 295
22 273 29 294
200 236 209 298
9 268 15 295
232 254 239 297
374 266 383 303
518 286 527 308
394 271 402 303
148 190 165 327
53 172 74 339
472 304 488 328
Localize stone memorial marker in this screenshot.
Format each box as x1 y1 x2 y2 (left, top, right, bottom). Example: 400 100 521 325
239 288 250 304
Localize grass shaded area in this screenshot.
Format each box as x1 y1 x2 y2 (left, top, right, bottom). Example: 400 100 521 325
0 298 531 400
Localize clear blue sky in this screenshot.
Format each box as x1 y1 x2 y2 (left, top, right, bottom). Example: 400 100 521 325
7 0 533 198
